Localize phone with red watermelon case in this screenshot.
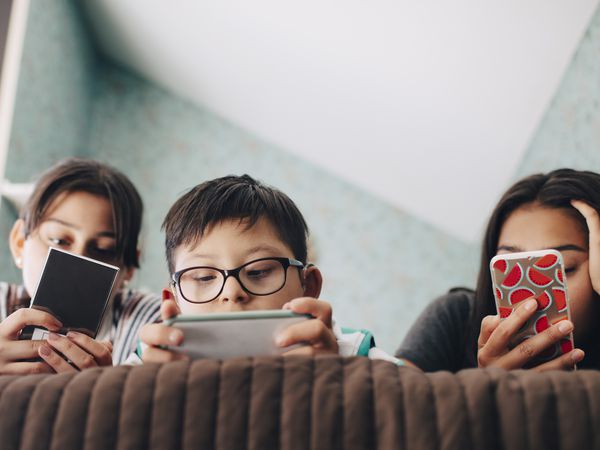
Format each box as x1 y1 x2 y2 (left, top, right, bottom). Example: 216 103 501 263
489 249 574 366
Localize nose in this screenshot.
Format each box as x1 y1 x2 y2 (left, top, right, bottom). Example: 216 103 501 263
69 242 87 257
218 275 250 304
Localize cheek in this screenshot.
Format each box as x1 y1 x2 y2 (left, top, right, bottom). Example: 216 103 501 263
21 239 49 297
257 278 305 309
565 262 595 321
177 299 214 315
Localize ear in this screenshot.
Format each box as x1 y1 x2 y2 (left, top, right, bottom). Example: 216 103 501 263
122 266 136 283
162 287 174 302
302 265 322 298
162 287 182 316
8 219 26 269
120 249 142 283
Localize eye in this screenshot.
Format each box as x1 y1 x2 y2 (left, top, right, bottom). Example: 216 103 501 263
47 237 69 247
92 247 117 256
190 274 219 285
247 268 273 279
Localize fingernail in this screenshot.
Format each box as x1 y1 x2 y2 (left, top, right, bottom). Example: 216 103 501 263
48 332 59 341
558 321 573 334
525 300 537 311
282 302 291 310
66 331 79 339
169 331 183 345
275 334 285 347
571 349 585 362
39 345 51 356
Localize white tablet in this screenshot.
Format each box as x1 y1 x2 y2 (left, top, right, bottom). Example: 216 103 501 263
164 310 310 359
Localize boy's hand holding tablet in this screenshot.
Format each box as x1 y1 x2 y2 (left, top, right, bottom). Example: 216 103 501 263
140 297 338 362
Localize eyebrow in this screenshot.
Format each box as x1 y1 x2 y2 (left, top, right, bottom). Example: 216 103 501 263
189 244 286 261
44 218 116 238
244 244 285 256
497 244 587 253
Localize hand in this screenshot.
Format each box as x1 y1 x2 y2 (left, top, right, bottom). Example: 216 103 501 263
276 298 338 355
477 298 584 370
0 308 62 374
38 331 113 373
571 200 600 295
139 299 188 363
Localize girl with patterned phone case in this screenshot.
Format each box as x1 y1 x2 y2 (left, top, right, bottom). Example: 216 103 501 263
490 249 574 367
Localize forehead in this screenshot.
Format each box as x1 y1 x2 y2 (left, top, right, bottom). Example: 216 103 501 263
498 204 587 250
177 217 293 261
41 191 114 227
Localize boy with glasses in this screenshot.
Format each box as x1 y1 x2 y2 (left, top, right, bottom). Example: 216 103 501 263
139 175 402 363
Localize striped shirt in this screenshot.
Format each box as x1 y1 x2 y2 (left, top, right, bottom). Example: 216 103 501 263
0 282 161 365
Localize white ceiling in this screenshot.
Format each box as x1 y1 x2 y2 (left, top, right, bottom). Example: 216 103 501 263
82 0 599 242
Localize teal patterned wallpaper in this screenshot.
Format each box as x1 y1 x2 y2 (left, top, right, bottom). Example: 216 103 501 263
0 0 97 280
5 0 600 352
517 6 600 176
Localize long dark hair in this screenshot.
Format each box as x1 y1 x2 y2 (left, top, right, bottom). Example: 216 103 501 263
465 168 600 364
22 158 143 268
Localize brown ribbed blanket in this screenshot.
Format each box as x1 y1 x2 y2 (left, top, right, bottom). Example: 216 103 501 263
0 356 598 450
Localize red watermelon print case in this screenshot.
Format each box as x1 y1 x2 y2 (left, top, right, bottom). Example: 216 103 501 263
490 249 574 365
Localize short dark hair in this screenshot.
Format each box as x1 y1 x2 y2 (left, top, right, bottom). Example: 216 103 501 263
464 168 600 365
162 175 309 273
21 158 143 268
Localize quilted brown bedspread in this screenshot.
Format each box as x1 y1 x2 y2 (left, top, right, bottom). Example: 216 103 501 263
1 355 599 450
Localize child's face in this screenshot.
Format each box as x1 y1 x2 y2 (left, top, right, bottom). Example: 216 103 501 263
497 203 597 344
171 217 308 315
10 191 133 297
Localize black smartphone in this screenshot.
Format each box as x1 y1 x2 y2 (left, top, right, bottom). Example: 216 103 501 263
20 248 119 339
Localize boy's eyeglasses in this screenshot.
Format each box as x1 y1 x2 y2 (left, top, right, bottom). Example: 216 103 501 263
171 257 305 304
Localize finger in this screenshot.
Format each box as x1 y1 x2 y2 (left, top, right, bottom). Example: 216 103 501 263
38 344 77 373
478 315 501 350
534 348 585 372
287 298 333 327
484 298 538 356
0 309 62 339
139 323 183 347
282 345 337 356
571 200 600 291
0 361 54 375
276 319 338 353
46 333 97 371
66 332 113 366
142 345 189 364
0 339 48 361
160 300 180 321
499 320 575 370
571 200 600 235
282 345 315 356
101 340 113 353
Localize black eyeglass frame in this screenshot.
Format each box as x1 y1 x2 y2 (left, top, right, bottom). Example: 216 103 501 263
171 257 305 304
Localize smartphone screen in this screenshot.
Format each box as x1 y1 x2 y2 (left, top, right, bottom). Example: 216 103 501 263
21 248 119 339
164 310 310 359
490 249 574 365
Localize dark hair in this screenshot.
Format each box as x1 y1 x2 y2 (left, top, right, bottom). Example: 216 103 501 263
21 158 143 268
162 174 309 273
465 168 600 364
